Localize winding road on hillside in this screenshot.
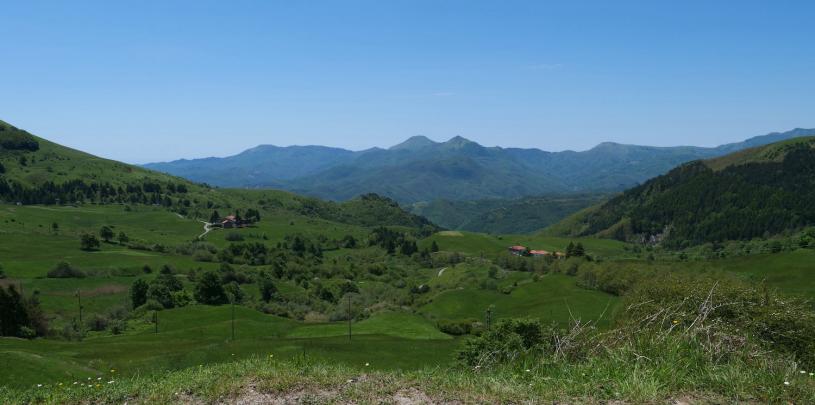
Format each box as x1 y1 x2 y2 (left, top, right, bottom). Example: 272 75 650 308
198 221 215 239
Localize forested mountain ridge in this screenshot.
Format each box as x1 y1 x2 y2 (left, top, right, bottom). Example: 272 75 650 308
144 128 815 203
546 137 815 247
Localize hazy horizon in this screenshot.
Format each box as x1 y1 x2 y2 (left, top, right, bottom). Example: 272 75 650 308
1 1 813 163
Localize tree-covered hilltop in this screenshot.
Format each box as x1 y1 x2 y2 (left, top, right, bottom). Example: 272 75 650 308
548 137 815 248
0 120 434 229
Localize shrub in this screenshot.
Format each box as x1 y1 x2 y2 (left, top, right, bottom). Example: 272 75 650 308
260 277 278 302
87 314 109 331
225 232 244 241
130 279 149 308
438 319 477 335
47 261 86 278
80 233 100 251
621 273 815 368
146 283 173 309
171 290 193 307
458 319 558 368
109 319 127 335
194 271 229 305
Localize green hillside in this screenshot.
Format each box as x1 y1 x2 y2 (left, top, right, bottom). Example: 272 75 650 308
411 194 606 234
3 122 815 404
546 137 815 247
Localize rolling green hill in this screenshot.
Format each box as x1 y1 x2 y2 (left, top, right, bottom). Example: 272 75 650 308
547 137 815 247
411 194 606 234
4 120 815 404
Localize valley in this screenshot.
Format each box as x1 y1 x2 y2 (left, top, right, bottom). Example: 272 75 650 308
1 121 815 403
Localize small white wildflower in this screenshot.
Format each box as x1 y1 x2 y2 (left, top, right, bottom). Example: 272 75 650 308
784 381 790 386
525 369 531 372
37 384 42 388
97 377 102 381
801 370 807 374
108 380 114 384
365 362 370 366
73 382 78 385
810 372 814 377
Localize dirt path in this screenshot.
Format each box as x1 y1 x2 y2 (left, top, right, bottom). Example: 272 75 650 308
198 221 215 239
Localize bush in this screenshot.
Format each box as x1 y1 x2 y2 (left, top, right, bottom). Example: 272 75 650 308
621 273 815 368
87 314 109 331
171 290 193 307
109 319 127 335
47 261 86 278
225 232 244 242
147 283 173 309
0 130 39 151
260 277 278 302
458 319 558 368
194 271 229 305
130 279 149 308
80 233 100 251
142 299 164 311
438 319 477 335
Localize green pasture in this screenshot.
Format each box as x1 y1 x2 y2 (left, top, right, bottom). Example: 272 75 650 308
420 273 619 327
0 307 461 389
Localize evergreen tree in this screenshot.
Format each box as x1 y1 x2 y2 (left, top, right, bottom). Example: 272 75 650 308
130 279 149 308
430 240 440 253
259 276 277 303
573 243 585 257
566 242 576 257
209 210 220 224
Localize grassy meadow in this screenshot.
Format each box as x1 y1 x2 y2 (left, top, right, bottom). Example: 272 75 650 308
1 201 814 400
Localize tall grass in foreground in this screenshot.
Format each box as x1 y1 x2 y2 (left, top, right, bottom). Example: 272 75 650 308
1 345 813 404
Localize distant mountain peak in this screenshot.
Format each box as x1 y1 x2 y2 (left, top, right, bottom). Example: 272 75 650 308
389 135 437 151
443 135 477 148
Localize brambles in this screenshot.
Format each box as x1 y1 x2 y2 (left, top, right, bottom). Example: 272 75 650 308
47 261 86 278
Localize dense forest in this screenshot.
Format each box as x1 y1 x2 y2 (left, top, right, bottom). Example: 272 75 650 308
577 143 815 248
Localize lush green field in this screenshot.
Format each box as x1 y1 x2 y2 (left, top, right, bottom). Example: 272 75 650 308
3 202 814 393
0 306 461 389
421 229 630 259
420 273 619 328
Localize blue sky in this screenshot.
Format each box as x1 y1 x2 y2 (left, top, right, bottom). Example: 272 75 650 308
1 1 813 163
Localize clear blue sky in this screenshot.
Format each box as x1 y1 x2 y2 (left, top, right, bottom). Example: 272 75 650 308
1 1 813 163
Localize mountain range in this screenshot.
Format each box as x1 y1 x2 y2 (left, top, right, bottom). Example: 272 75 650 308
145 128 815 203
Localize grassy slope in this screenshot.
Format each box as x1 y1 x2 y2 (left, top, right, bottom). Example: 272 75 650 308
421 229 630 259
0 307 462 389
420 273 618 328
2 354 813 404
410 194 606 234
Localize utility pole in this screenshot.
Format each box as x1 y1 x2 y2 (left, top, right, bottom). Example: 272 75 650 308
347 295 352 341
154 311 158 333
77 290 82 324
231 300 235 341
485 307 492 330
